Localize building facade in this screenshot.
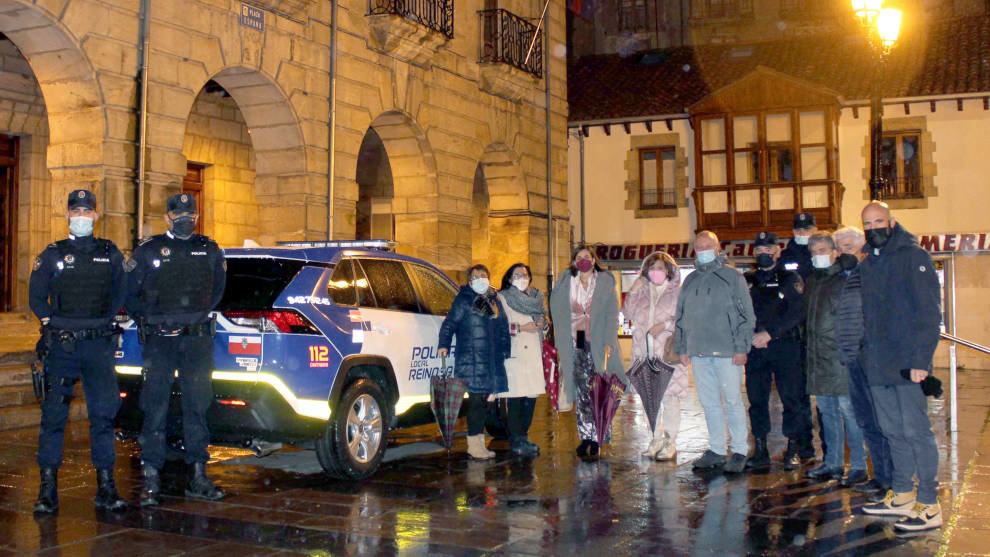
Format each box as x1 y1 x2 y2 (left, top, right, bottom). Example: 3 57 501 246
567 14 990 368
0 0 571 314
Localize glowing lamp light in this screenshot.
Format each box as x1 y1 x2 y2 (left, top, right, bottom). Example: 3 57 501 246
876 8 902 54
851 0 882 26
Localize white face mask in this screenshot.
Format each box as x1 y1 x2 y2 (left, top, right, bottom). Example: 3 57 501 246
812 254 833 269
470 278 490 294
69 216 94 237
512 278 530 292
795 234 810 246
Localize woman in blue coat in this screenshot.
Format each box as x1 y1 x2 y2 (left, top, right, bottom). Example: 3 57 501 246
438 264 511 459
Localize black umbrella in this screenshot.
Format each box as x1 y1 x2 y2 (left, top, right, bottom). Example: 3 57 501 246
626 338 674 434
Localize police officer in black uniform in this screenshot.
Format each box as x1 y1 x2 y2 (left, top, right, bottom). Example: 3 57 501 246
125 193 226 506
28 189 128 514
778 212 817 280
743 231 814 471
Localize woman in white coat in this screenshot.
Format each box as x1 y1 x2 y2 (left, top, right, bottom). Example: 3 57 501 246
497 263 547 457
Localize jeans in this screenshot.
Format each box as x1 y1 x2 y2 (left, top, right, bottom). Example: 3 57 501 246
691 356 749 456
846 360 892 486
815 395 867 471
871 383 939 504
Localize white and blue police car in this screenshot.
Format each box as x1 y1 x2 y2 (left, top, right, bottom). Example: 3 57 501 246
114 240 457 479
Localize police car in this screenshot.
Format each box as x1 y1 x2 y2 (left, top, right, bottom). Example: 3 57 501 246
114 240 458 479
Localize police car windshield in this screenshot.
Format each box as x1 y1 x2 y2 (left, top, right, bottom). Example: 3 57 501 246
218 258 309 310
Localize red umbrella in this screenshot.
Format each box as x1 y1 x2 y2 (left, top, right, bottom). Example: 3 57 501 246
542 338 560 411
589 348 626 446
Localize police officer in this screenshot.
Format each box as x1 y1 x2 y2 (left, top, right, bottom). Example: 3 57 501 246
126 193 226 506
743 231 814 471
779 212 817 280
28 189 128 514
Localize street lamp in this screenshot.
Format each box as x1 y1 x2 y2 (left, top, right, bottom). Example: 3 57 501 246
852 2 901 200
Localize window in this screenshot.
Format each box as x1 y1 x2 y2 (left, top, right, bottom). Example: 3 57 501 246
692 0 753 19
639 147 677 209
619 0 651 32
408 264 457 315
358 259 420 312
880 131 922 199
217 259 305 311
328 260 357 306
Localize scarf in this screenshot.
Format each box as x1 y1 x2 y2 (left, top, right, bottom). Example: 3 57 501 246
471 289 499 318
499 286 546 318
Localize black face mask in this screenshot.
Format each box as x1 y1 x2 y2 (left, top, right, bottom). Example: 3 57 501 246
755 253 775 269
838 253 859 270
865 226 892 249
170 216 196 239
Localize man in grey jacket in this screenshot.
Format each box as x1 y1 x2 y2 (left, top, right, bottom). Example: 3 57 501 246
675 231 756 473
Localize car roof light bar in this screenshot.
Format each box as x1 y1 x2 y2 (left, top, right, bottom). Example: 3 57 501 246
275 240 396 251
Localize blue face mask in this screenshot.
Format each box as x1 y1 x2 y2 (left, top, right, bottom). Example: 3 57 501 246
69 216 94 237
696 249 716 265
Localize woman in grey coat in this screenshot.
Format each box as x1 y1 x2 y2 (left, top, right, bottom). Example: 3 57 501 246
549 246 625 457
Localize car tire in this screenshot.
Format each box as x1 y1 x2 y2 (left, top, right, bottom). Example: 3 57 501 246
315 378 389 480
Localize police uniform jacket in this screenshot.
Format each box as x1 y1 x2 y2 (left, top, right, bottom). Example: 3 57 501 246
744 266 804 344
125 231 226 325
779 239 812 280
29 234 126 330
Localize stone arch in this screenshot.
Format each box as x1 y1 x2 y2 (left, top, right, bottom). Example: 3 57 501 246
473 143 530 280
178 66 317 243
360 110 441 263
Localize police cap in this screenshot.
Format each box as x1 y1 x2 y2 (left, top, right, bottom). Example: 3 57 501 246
67 189 97 210
166 193 197 214
753 231 778 247
793 212 816 229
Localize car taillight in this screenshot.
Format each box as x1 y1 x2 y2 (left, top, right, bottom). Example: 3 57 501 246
115 308 130 323
222 310 319 334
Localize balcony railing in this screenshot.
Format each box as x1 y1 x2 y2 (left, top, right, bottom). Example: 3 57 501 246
641 188 677 209
619 5 651 32
691 0 754 19
479 9 542 78
369 0 454 39
878 176 923 200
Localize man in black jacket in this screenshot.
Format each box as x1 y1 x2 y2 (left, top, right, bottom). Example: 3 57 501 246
858 202 942 532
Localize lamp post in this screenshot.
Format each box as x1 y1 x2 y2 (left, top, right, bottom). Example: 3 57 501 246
852 2 901 200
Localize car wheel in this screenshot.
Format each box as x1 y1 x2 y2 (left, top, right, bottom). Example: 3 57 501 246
315 378 388 480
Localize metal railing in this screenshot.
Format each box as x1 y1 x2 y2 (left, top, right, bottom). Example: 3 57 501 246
619 4 650 32
369 0 454 39
479 8 542 78
640 188 677 209
878 176 923 200
691 0 754 19
940 332 990 434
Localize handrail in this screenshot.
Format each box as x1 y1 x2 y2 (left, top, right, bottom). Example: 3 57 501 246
940 332 990 355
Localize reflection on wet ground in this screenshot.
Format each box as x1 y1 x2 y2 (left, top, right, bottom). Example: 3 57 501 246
0 368 987 555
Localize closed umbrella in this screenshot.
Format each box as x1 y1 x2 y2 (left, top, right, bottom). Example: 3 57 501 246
542 337 560 411
626 336 674 434
430 356 468 452
589 347 626 446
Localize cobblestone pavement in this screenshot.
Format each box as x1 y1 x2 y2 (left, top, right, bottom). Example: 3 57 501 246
0 368 987 555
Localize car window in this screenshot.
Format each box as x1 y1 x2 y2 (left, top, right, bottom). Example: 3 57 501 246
352 259 376 307
218 258 306 310
408 263 457 315
327 260 356 306
357 258 419 312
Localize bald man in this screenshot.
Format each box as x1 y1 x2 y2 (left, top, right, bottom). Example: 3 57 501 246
857 202 942 532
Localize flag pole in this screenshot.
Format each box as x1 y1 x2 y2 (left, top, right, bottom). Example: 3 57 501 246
524 0 552 67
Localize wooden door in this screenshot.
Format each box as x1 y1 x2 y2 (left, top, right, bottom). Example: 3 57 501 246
0 134 18 312
183 162 205 235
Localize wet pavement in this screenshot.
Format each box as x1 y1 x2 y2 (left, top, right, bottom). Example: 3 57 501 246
0 368 988 555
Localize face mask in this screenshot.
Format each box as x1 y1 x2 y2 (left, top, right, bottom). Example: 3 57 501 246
170 215 196 239
512 278 530 292
812 254 833 269
865 226 891 249
838 253 859 270
696 250 716 265
755 253 774 269
470 278 490 295
575 259 594 273
69 216 94 237
794 234 810 246
648 270 667 284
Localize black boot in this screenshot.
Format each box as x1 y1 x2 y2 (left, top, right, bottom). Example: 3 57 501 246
782 439 801 471
799 436 817 461
745 438 770 470
94 469 128 512
185 462 225 501
33 468 59 514
140 466 161 507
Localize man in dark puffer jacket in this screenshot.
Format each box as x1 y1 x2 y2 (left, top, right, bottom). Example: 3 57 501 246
858 202 942 532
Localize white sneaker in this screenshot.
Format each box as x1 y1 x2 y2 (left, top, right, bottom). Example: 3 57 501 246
642 437 665 459
895 502 942 531
862 490 916 517
655 437 677 461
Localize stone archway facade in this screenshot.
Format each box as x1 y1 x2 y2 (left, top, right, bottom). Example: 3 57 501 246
0 0 569 312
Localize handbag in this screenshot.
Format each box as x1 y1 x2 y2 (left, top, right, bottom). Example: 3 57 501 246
660 333 679 365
